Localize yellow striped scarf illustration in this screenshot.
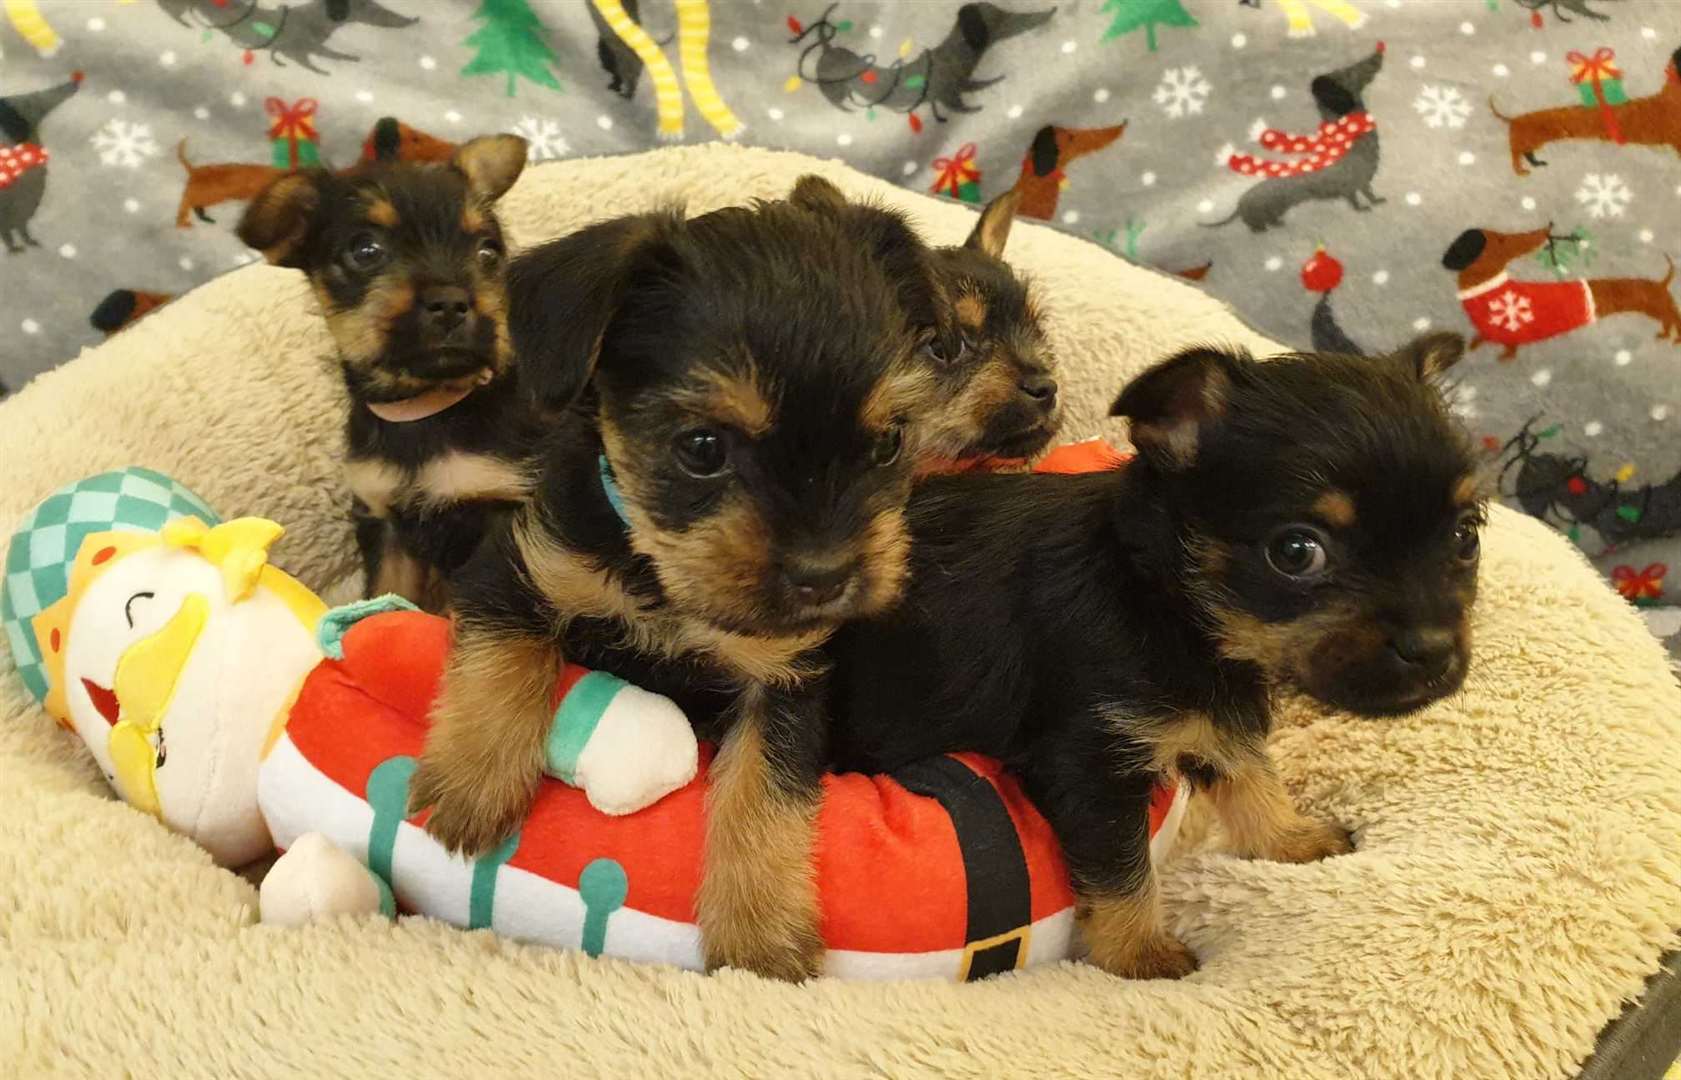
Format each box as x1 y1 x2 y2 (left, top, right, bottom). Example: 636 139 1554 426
5 0 62 57
591 0 743 141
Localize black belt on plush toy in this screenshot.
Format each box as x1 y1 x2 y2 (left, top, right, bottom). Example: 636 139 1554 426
892 755 1034 980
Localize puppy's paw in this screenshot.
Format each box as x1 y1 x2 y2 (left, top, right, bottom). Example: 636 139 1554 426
409 758 534 858
702 922 824 983
1096 933 1198 981
1271 818 1354 864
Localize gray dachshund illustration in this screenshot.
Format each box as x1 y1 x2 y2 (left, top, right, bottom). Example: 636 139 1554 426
156 0 416 75
0 72 82 256
789 2 1054 123
1203 44 1386 232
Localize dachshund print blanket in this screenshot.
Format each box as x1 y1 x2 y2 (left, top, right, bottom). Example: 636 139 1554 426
1 0 1679 658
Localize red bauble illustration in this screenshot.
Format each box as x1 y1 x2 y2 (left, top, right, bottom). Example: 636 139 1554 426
1301 246 1344 293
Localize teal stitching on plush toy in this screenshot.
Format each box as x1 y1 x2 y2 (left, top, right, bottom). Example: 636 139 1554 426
318 595 419 660
365 755 417 884
469 833 521 930
544 670 629 784
578 858 628 957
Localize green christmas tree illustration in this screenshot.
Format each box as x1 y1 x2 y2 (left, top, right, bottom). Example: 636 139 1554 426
1100 0 1198 52
460 0 562 98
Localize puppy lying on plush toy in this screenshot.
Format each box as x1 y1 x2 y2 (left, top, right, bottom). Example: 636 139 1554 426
2 463 1182 982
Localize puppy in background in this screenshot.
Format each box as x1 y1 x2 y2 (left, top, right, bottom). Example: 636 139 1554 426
237 135 530 610
827 334 1482 979
789 179 1061 464
409 192 944 982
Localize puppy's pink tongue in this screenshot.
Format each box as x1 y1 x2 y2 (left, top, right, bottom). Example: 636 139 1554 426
366 370 491 422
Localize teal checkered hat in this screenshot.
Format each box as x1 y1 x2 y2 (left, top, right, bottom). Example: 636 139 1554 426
2 468 220 705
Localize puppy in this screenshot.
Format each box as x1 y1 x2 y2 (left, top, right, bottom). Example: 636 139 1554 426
789 178 1060 463
826 334 1482 979
408 193 943 982
237 135 531 611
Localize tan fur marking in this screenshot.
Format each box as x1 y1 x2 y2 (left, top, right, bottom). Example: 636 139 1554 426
370 541 446 611
673 366 774 437
1453 474 1480 507
954 292 987 329
1212 603 1380 683
462 205 487 234
1079 886 1195 979
1313 490 1357 528
410 628 558 855
922 356 1022 457
324 275 415 368
415 451 532 506
1118 709 1256 779
365 198 399 228
344 457 406 516
1209 755 1353 863
862 362 940 431
697 690 824 980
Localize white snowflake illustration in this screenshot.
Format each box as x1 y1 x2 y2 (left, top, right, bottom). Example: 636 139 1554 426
1247 117 1269 142
1153 67 1211 119
1575 173 1632 219
89 118 160 168
508 115 569 162
1444 382 1479 421
1487 289 1534 332
1412 85 1470 129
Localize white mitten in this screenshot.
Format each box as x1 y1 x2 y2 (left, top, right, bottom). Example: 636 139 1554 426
544 669 699 816
260 832 390 926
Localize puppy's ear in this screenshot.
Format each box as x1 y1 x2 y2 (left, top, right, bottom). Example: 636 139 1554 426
1109 346 1246 468
1395 332 1465 381
452 134 528 203
789 174 847 214
236 170 327 268
1441 229 1486 271
508 213 675 413
964 189 1020 259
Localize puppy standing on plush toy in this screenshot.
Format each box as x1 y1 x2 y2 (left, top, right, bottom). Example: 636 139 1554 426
410 180 946 982
827 335 1483 978
236 134 531 612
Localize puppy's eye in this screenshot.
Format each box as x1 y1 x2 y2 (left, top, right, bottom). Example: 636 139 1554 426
477 238 503 269
870 424 904 468
923 336 970 367
674 429 730 478
1453 516 1481 564
344 234 387 271
1265 527 1329 580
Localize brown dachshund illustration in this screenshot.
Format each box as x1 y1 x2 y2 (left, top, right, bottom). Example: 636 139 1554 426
176 118 456 228
1442 224 1680 360
1491 45 1681 175
1010 122 1124 220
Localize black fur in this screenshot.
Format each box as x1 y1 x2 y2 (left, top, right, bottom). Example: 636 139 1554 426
825 340 1481 927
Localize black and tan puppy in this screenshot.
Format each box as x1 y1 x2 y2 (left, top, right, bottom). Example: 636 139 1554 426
922 189 1060 463
827 334 1482 979
408 193 942 981
236 134 530 611
789 179 1059 463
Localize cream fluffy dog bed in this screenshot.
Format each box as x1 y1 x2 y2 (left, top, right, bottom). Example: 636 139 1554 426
2 145 1679 1079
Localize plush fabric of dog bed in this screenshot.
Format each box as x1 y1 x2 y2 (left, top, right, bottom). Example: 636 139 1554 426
2 145 1679 1079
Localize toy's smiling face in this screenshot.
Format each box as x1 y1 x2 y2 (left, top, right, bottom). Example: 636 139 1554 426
54 546 224 793
32 520 328 865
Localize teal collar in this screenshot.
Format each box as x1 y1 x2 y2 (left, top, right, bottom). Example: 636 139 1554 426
598 454 630 527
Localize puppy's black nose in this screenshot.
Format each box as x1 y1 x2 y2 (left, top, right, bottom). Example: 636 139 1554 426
1388 628 1457 676
1019 373 1058 407
783 559 854 607
420 286 471 334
